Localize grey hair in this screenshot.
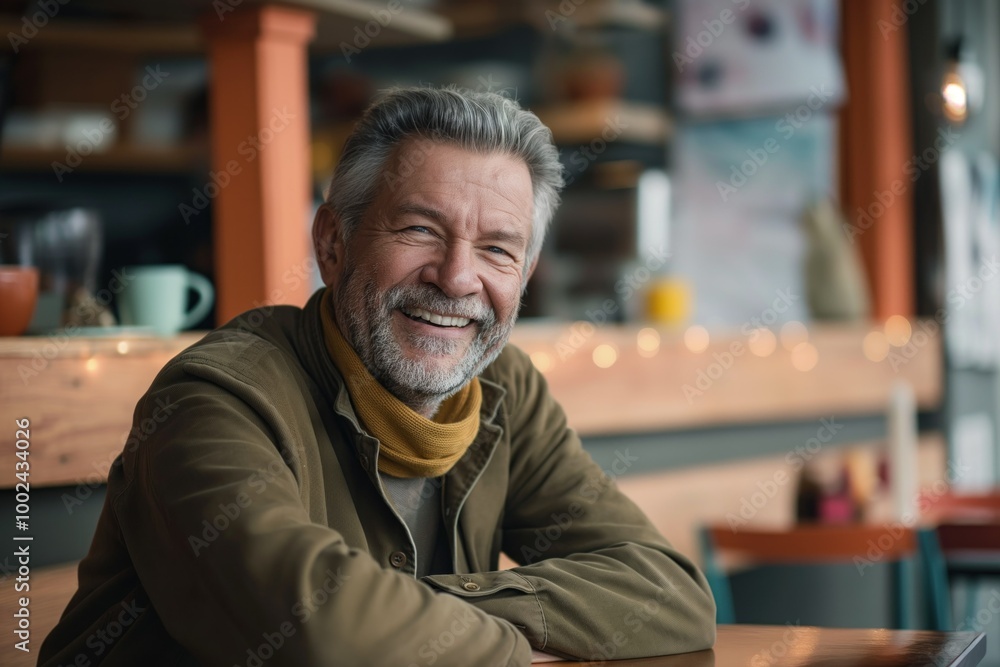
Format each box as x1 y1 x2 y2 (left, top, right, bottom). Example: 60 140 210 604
323 85 564 268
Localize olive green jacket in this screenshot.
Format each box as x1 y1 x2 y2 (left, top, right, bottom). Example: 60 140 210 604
39 290 715 666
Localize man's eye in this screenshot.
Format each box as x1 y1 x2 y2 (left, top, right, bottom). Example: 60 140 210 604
407 226 430 234
487 246 512 258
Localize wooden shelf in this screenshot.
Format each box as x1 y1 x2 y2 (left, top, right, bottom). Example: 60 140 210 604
304 0 452 47
441 0 667 37
0 0 451 54
533 99 671 146
0 19 200 53
553 0 666 30
510 321 942 436
0 144 208 173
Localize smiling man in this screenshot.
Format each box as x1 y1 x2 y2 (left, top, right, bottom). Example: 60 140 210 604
319 137 532 420
39 87 715 667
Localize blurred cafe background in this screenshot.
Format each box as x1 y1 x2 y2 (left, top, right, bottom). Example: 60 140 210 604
1 0 1000 664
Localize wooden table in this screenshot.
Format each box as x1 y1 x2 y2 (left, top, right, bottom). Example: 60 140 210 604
554 625 986 666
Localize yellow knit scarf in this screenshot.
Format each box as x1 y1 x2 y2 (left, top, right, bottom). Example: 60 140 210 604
320 290 482 478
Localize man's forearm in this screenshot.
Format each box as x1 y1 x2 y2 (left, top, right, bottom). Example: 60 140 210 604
424 543 716 660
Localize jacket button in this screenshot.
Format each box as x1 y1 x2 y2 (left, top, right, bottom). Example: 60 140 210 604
389 551 407 568
462 581 480 591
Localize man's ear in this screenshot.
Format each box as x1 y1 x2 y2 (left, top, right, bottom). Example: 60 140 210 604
312 203 346 287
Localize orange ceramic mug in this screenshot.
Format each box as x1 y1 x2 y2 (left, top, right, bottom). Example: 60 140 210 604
0 266 39 336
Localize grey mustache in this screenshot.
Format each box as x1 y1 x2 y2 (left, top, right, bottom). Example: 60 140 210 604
388 287 494 324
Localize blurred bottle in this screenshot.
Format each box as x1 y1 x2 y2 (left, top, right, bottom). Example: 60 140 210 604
845 447 879 522
864 451 894 524
819 463 858 524
795 463 823 523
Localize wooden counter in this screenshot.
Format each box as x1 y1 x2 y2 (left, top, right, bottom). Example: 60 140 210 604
0 333 204 488
0 321 940 488
511 320 940 435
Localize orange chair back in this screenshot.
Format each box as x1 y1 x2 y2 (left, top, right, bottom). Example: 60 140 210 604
706 523 917 564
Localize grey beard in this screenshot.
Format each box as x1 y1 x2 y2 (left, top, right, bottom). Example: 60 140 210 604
333 261 515 411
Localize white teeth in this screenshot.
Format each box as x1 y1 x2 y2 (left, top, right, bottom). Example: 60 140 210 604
401 307 471 327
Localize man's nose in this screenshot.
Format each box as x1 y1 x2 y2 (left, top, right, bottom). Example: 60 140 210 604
421 243 483 299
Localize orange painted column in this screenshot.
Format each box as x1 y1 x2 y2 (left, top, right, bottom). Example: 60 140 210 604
202 6 316 323
839 0 915 319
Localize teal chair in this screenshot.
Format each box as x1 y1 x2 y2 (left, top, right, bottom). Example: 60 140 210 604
699 523 952 631
932 521 1000 628
924 491 1000 628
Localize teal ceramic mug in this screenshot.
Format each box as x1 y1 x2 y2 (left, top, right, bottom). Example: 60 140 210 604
118 265 214 336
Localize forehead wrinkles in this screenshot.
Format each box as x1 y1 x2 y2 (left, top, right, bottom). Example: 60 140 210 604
404 184 526 229
384 140 533 223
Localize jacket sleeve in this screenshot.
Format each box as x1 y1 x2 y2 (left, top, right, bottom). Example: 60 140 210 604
115 359 533 667
422 347 716 661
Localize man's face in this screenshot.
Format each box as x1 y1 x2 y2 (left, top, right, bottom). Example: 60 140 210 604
317 138 535 405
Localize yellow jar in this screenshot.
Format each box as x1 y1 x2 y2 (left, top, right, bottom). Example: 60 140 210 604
645 277 691 326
